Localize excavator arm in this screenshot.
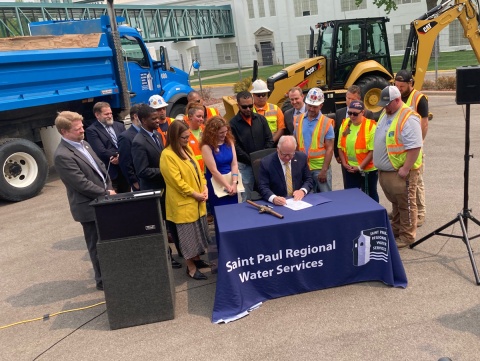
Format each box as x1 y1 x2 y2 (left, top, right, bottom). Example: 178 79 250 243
402 0 480 89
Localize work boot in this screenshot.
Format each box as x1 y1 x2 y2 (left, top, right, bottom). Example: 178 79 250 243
417 215 425 227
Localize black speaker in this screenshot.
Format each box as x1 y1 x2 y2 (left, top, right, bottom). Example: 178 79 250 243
456 66 480 105
92 191 164 241
97 233 175 330
92 192 175 330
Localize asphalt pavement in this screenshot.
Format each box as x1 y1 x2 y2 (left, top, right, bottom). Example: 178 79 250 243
1 92 480 360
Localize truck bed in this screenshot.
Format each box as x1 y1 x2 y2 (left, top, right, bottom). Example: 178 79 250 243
0 33 119 113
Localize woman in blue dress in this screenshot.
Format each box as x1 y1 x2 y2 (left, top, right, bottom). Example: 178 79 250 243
201 116 239 218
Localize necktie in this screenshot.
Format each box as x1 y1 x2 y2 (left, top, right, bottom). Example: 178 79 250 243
106 126 118 148
152 133 161 149
285 162 293 197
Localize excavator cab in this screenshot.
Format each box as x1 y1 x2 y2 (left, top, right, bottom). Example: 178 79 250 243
316 17 393 113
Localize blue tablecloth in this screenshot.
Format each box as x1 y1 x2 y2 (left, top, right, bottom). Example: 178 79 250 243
212 188 407 323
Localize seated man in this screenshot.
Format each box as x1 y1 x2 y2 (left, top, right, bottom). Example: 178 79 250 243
258 135 313 206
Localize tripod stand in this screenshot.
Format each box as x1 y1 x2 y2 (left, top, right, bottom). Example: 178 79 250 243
410 104 480 285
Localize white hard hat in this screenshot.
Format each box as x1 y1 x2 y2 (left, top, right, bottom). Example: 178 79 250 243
305 88 324 106
250 79 269 94
148 95 168 109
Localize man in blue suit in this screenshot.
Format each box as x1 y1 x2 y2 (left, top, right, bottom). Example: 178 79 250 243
118 104 142 191
85 102 130 193
258 135 313 206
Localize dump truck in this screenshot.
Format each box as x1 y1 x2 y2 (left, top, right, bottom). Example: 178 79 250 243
0 1 192 202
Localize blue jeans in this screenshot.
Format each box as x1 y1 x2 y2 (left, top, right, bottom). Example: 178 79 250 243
311 167 332 193
344 169 379 202
238 162 254 202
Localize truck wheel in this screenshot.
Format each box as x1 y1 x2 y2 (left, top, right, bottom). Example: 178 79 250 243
356 76 390 115
0 138 49 202
169 103 186 118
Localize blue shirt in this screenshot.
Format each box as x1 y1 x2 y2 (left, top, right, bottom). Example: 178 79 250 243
301 112 334 151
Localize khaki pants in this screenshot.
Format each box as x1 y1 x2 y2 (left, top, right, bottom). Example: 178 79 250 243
416 159 426 219
379 169 420 244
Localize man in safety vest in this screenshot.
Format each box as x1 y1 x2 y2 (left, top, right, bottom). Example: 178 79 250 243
373 86 423 249
187 90 220 121
251 79 285 144
395 69 429 227
149 94 173 146
294 87 335 193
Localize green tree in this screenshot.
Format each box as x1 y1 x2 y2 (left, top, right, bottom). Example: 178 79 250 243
355 0 439 13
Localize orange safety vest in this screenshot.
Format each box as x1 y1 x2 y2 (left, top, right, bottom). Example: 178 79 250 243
206 107 219 120
188 125 205 171
254 103 279 132
157 117 173 145
338 116 376 171
296 113 333 170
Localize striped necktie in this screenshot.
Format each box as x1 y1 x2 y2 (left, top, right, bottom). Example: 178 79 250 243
106 126 118 148
285 162 293 197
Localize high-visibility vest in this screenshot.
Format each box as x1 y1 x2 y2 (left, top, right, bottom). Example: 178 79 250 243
380 105 423 170
338 116 376 171
254 103 279 132
157 117 173 145
188 125 205 171
405 89 427 112
296 113 333 170
206 107 219 120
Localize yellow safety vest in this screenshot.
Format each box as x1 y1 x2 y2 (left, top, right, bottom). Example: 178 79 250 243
338 117 376 171
296 113 333 170
405 89 427 112
380 105 423 170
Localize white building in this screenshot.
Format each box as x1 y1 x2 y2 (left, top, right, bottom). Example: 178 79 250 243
120 0 471 72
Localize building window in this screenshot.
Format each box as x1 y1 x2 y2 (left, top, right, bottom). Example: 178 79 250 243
216 43 238 65
269 0 276 16
393 24 410 51
297 33 318 59
247 0 255 19
190 46 201 64
449 20 470 46
394 0 421 4
294 0 318 17
341 0 367 11
258 0 265 18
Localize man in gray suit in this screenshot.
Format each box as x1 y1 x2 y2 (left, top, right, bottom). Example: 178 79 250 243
54 111 116 291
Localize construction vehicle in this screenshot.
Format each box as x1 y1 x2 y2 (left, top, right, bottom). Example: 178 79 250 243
224 17 393 119
224 0 480 119
0 0 192 202
402 0 480 88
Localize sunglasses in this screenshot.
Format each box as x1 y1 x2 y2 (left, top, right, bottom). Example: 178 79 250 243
254 93 268 97
240 104 254 109
347 111 361 116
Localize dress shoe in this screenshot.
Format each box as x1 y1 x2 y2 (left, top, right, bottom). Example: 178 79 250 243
96 281 104 291
171 258 182 269
186 268 208 280
194 259 211 269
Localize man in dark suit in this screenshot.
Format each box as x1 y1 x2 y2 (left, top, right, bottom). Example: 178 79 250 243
85 102 130 193
334 85 374 187
258 135 313 206
131 104 182 268
54 111 116 291
284 86 306 136
118 104 142 191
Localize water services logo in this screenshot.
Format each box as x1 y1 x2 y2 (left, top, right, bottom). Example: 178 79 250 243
353 227 389 266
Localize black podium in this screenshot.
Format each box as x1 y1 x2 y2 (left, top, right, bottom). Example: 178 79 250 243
91 191 175 330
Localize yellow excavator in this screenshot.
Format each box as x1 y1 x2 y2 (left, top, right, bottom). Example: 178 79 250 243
223 0 480 119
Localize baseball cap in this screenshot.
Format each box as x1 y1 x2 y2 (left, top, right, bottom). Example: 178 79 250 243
395 69 413 83
349 100 364 111
377 86 401 107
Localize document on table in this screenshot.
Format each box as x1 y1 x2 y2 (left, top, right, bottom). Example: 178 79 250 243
284 198 313 211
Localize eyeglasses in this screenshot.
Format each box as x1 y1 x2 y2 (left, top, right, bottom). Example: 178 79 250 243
279 151 295 158
254 93 268 97
240 104 254 109
347 111 361 116
180 134 190 140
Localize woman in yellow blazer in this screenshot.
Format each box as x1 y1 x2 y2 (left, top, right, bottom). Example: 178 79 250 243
160 120 211 280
